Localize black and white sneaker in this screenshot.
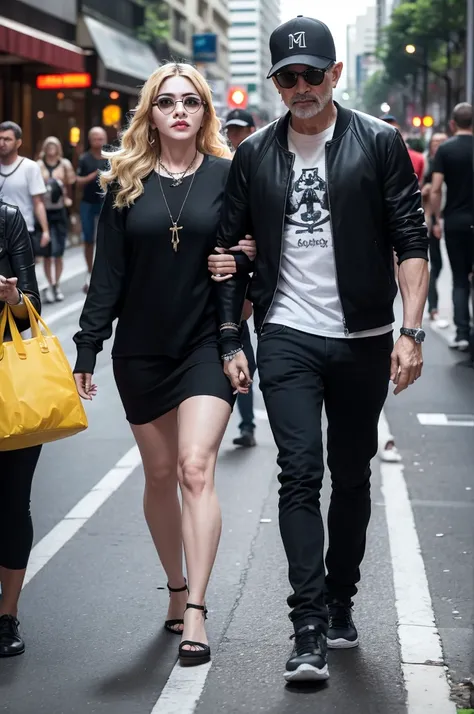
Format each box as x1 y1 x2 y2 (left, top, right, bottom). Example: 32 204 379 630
327 600 359 649
284 624 329 682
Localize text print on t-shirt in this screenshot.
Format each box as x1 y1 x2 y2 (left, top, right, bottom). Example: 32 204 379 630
286 165 330 241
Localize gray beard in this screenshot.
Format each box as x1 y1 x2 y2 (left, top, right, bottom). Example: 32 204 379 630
290 88 332 119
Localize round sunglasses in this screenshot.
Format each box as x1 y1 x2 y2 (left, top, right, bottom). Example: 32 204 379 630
275 64 334 89
152 96 206 115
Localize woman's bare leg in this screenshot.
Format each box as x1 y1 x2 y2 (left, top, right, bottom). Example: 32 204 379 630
177 396 231 650
131 409 186 629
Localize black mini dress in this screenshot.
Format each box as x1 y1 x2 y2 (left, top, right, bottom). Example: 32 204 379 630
74 154 234 424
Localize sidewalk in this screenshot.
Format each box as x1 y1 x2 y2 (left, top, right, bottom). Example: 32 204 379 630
36 245 86 293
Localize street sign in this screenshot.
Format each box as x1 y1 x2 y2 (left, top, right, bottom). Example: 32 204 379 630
193 34 218 63
36 73 92 90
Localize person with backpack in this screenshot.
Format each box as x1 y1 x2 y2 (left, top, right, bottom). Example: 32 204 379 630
37 137 76 303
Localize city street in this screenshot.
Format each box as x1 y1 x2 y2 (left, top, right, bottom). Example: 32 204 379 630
1 248 473 714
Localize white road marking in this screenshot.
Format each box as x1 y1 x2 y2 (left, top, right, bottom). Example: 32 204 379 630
45 298 85 326
254 408 268 421
379 410 456 714
417 413 474 427
151 662 212 714
24 445 141 587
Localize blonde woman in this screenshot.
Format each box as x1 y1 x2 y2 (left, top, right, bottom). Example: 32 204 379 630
73 63 254 666
37 137 75 303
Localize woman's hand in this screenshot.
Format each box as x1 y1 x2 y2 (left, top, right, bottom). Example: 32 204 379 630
74 373 98 401
0 275 20 304
208 235 256 282
231 235 256 260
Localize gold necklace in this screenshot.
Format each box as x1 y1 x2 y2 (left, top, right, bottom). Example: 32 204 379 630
157 170 198 252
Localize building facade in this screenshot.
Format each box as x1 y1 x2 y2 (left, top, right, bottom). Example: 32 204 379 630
345 5 379 107
228 0 280 122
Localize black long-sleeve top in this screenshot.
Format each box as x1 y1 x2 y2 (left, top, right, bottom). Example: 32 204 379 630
74 154 231 374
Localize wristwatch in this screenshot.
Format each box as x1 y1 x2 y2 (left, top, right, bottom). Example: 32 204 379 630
400 327 425 344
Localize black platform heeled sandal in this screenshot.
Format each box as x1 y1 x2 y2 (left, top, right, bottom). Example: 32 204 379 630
164 581 189 634
178 604 211 666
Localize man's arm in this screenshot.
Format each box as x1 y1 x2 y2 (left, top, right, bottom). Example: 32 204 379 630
430 172 444 230
32 195 50 247
383 131 429 394
214 143 254 355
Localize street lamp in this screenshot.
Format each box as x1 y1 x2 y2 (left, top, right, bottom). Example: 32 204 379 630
405 44 416 54
380 102 391 113
403 43 452 124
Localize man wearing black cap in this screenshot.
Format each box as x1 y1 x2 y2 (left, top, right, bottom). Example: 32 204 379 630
210 16 428 682
224 109 256 152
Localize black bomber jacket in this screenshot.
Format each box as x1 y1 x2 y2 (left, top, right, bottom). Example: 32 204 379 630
0 201 41 336
216 104 428 350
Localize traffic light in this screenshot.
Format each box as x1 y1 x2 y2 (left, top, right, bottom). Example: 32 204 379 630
227 86 248 110
412 115 434 129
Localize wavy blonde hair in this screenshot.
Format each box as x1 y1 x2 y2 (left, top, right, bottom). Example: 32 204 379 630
100 63 231 208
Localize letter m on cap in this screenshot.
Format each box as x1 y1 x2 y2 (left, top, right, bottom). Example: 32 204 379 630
289 31 306 49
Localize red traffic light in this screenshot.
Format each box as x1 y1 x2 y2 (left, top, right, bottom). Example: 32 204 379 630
227 86 248 110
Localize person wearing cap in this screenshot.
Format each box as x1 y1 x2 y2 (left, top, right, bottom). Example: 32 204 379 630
380 115 425 183
209 14 428 683
223 109 258 447
224 109 256 152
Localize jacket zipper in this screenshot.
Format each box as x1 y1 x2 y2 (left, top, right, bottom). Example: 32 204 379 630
260 152 295 333
325 143 349 336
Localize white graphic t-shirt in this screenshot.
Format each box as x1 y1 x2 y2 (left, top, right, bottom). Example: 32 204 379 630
0 157 46 232
268 123 392 339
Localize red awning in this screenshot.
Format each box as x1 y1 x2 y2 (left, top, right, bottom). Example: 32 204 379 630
0 16 85 73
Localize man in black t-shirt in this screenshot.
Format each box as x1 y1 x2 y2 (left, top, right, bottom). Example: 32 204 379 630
76 127 108 292
431 103 474 350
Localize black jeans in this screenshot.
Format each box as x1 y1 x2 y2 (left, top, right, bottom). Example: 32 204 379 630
0 445 42 570
257 325 392 632
237 322 257 433
428 231 443 313
445 229 474 341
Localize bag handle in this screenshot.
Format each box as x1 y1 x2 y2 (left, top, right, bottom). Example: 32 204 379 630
0 294 52 360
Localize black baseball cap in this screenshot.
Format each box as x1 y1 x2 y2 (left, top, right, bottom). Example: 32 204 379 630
267 16 336 78
224 109 255 129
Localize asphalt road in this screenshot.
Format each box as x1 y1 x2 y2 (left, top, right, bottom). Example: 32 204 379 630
0 252 472 713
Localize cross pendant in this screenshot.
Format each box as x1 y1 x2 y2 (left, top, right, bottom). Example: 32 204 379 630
170 223 182 252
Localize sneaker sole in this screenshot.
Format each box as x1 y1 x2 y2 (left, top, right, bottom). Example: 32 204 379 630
327 637 359 649
284 663 329 682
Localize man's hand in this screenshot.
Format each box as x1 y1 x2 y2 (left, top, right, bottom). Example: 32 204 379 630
432 222 442 240
208 235 255 282
40 231 50 248
74 373 98 401
223 351 252 394
390 336 423 395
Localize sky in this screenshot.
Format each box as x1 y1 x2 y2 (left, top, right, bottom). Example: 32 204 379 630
280 0 375 67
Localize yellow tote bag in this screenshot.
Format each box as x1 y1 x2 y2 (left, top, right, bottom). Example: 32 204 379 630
0 294 88 451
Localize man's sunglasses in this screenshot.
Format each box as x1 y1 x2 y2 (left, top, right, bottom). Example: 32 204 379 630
275 64 334 89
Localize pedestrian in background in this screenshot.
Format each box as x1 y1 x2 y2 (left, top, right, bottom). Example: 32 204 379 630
76 127 108 294
73 63 254 667
224 109 258 448
210 15 428 682
0 122 49 255
431 103 474 351
37 137 76 303
0 200 42 657
380 115 425 183
421 132 448 323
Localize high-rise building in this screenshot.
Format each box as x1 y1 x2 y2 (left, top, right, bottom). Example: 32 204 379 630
229 0 281 121
376 0 397 45
345 5 379 106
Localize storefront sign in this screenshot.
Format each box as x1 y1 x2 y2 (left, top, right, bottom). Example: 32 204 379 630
36 73 92 90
